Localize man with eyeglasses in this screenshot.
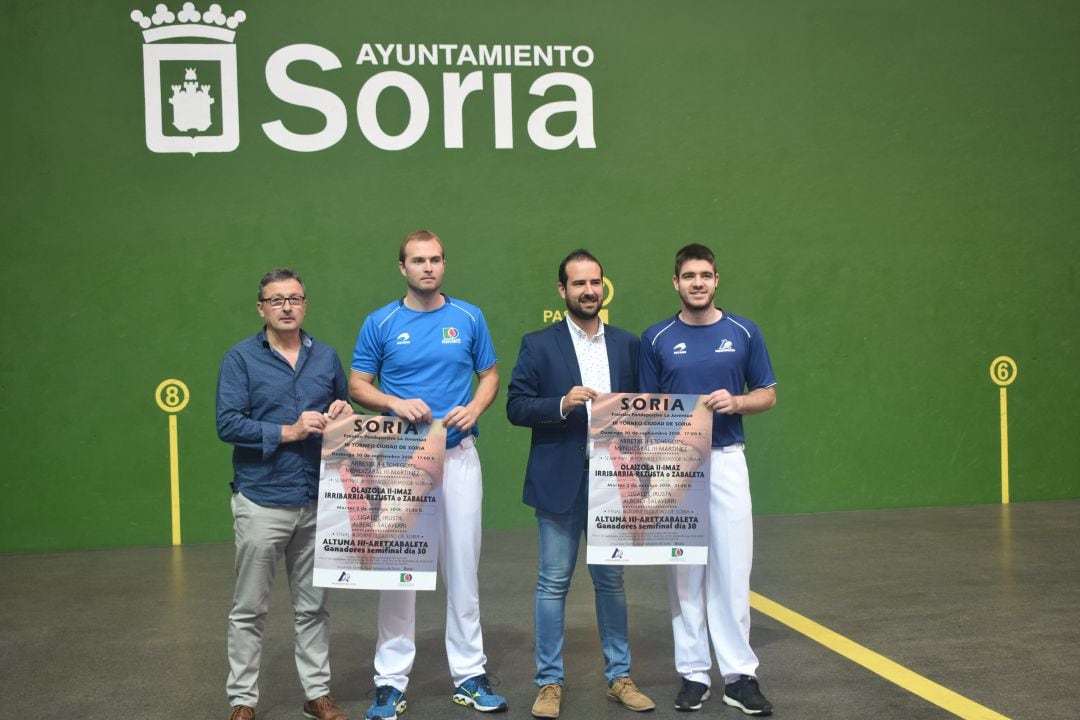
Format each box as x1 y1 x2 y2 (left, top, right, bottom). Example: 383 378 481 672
349 230 505 720
216 268 354 720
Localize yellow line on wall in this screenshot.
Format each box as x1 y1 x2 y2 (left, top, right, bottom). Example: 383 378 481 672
999 387 1010 505
155 378 190 546
169 414 181 545
988 356 1017 505
750 592 1011 720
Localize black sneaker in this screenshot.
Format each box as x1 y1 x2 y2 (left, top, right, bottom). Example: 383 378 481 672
674 678 710 711
722 675 773 716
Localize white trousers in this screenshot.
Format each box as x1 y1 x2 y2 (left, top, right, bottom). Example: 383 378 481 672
373 438 488 691
668 445 758 687
226 492 330 707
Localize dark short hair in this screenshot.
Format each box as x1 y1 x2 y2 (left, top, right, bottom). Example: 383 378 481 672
674 243 716 275
258 268 304 298
399 229 444 263
558 248 603 286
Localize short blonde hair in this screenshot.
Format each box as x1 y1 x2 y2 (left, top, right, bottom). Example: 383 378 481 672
399 229 444 263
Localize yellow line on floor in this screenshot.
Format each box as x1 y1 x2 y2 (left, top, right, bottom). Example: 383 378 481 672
750 592 1011 720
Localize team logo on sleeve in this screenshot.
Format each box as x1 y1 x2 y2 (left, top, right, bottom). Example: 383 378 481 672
130 3 246 155
714 339 735 353
441 327 461 344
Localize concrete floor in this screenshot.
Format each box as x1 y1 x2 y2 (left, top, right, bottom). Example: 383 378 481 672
1 500 1077 720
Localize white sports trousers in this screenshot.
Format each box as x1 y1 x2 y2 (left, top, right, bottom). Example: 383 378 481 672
373 437 489 690
668 445 759 686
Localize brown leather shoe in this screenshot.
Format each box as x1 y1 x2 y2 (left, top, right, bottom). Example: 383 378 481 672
531 683 562 718
303 694 349 720
608 677 656 712
229 706 254 720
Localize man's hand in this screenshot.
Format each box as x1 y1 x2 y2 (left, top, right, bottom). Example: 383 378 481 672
560 385 598 416
703 389 742 415
444 404 479 431
325 399 353 419
386 397 432 423
704 386 776 415
282 411 328 442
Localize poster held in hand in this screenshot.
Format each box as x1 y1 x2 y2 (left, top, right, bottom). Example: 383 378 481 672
587 393 711 565
314 414 445 590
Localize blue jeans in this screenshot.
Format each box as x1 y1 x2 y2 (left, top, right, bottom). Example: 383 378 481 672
534 481 631 686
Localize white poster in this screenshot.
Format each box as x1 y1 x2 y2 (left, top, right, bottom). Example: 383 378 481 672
587 393 711 565
314 415 444 590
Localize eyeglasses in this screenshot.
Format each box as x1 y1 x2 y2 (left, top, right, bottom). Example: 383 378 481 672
259 295 306 308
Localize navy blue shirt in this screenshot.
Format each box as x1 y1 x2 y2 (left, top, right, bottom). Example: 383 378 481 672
640 311 776 447
216 330 348 507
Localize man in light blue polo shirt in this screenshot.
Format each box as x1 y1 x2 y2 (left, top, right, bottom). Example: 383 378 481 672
349 230 505 720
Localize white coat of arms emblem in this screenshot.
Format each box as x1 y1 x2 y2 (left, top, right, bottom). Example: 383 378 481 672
131 3 246 155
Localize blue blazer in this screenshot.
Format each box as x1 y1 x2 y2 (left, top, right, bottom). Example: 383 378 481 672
506 321 640 514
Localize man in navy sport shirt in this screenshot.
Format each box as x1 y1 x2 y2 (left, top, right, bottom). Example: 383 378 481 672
640 244 778 716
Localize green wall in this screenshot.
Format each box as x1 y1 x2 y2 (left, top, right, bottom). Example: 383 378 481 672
3 0 1078 552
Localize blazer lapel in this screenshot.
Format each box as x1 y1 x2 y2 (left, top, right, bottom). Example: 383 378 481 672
554 323 583 385
605 329 621 389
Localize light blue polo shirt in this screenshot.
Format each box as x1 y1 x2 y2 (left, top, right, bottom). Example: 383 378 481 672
352 295 497 448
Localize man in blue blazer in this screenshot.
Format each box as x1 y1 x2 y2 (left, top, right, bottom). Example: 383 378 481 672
507 250 655 718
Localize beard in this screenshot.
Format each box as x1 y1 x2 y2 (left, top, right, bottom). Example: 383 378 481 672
566 293 601 321
679 288 715 311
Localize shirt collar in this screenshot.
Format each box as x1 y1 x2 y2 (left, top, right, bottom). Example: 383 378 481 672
565 315 605 341
258 329 313 349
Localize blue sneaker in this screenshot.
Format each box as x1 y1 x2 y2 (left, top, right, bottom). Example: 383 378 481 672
451 674 508 712
366 685 407 720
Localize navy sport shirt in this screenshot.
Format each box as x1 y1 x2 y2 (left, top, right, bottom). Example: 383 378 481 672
640 311 776 448
216 330 348 507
